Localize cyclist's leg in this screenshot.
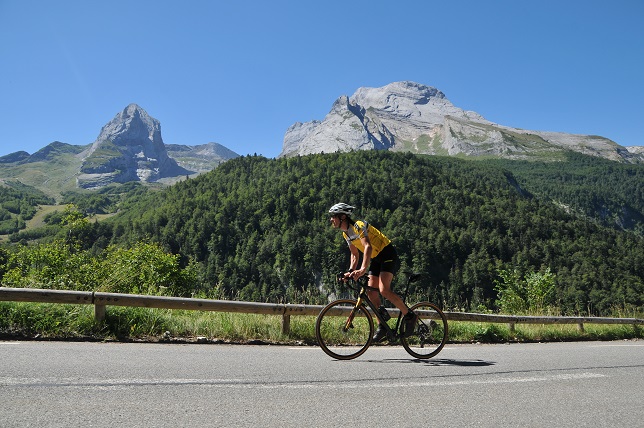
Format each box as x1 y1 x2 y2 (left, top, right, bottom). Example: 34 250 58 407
374 246 409 316
366 274 381 307
366 273 389 342
377 271 409 316
380 271 416 336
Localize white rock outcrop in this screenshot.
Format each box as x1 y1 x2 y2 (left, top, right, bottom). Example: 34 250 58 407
280 81 642 163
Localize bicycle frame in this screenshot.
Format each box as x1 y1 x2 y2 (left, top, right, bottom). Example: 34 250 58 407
345 281 402 341
342 274 416 342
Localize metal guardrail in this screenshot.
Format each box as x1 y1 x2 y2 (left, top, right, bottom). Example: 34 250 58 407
1 287 642 335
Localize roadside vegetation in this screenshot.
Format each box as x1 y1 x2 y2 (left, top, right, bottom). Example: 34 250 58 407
0 301 641 344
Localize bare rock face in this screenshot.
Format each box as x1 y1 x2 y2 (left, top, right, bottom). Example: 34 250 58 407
77 104 189 188
280 81 642 163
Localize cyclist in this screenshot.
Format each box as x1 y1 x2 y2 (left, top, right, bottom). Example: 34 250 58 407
328 202 416 341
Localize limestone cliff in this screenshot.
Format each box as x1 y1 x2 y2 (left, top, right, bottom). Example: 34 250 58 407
280 81 642 163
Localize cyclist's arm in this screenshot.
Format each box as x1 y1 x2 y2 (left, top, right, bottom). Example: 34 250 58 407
348 243 360 272
350 236 372 279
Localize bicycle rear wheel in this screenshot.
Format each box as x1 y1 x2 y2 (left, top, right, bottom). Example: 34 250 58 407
315 299 374 360
401 301 448 359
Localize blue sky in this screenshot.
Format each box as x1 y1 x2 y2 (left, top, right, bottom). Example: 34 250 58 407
1 0 643 159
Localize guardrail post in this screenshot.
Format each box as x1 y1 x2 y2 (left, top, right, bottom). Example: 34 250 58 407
282 314 291 335
95 304 106 322
577 323 585 332
508 323 516 332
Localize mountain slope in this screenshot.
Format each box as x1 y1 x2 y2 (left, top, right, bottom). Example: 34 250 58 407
0 142 88 197
482 152 644 233
166 142 240 175
280 81 642 163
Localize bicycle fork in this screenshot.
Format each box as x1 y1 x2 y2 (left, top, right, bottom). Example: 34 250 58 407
343 296 366 332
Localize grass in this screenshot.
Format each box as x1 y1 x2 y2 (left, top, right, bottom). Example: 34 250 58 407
449 321 642 343
25 204 60 229
1 301 641 344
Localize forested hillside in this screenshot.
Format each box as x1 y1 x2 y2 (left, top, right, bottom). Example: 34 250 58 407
483 152 644 234
95 151 643 315
0 180 55 234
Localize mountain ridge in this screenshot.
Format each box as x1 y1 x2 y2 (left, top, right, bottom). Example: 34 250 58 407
2 83 643 197
280 81 643 163
0 104 240 195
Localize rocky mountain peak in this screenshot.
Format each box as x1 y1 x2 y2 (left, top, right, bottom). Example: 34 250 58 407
93 103 162 149
279 81 641 163
78 104 188 188
278 81 493 158
351 81 446 108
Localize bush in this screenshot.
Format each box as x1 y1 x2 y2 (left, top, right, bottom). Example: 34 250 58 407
494 267 556 314
1 239 197 297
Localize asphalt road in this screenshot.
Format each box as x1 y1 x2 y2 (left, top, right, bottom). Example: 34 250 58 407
1 340 642 427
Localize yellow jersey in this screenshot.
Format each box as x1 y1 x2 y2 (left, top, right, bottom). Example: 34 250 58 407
343 220 391 257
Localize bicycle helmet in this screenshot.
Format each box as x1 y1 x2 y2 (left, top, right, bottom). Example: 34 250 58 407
328 203 355 216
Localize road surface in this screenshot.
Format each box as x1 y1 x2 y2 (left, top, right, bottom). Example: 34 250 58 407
1 340 642 427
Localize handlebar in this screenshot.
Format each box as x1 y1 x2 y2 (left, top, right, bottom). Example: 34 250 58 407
336 272 370 292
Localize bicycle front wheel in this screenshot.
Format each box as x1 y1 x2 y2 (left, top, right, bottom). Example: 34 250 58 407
401 302 448 359
315 299 374 360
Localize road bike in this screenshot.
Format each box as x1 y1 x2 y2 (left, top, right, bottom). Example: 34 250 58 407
315 272 448 360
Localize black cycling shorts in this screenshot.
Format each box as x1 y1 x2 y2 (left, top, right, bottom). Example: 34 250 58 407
368 244 399 277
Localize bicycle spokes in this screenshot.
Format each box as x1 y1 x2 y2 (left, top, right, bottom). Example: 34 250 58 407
315 299 374 360
400 302 448 359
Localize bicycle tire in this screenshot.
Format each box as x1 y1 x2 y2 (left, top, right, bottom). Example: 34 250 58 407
400 301 448 359
315 299 374 360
